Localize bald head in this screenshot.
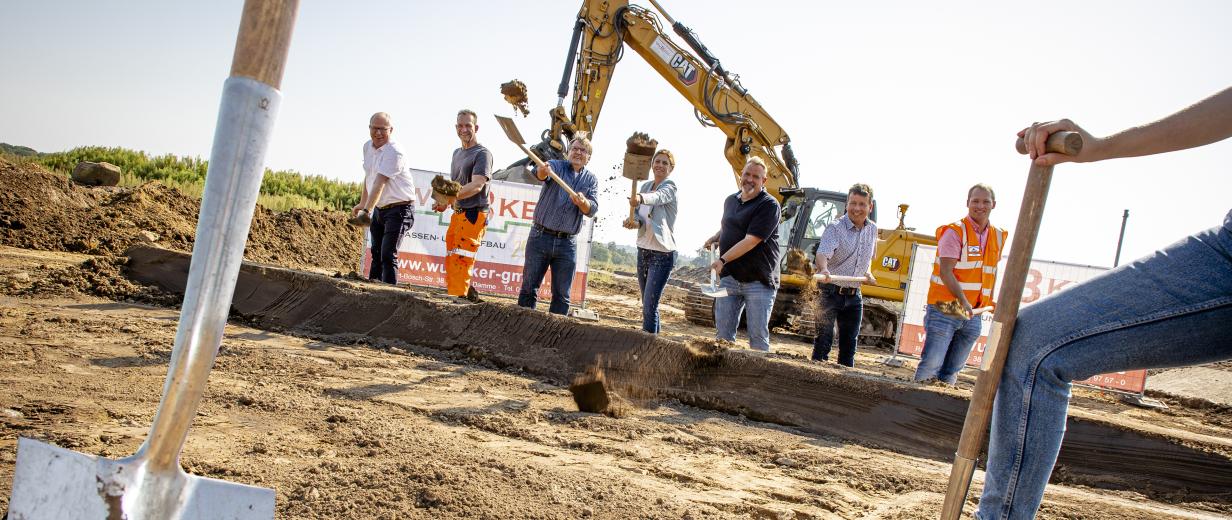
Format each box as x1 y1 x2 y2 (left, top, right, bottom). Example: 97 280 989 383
369 112 393 148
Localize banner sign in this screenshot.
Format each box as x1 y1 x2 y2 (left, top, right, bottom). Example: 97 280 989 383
898 244 1147 393
361 168 592 303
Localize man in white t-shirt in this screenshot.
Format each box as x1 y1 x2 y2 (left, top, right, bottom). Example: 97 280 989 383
352 112 417 284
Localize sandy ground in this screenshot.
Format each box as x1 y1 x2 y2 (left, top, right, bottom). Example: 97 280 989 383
1 247 1229 519
1 160 1229 518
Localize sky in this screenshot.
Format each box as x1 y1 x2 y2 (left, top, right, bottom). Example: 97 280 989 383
2 1 1230 268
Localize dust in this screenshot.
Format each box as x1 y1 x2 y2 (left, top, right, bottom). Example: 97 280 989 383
0 157 362 273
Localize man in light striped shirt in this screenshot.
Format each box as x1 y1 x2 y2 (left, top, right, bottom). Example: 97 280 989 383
812 183 878 367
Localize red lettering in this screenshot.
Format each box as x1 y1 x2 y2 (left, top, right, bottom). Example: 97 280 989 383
522 201 536 220
1021 268 1042 304
499 198 518 218
1046 278 1072 295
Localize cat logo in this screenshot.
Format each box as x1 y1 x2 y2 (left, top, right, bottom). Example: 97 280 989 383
881 256 900 271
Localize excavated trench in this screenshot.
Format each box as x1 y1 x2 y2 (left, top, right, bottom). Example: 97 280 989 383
125 244 1232 502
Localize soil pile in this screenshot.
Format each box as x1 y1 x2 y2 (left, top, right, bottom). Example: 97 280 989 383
0 157 361 273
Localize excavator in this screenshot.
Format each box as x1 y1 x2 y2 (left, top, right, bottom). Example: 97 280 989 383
496 0 936 345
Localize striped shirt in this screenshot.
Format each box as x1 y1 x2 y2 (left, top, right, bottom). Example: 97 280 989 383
816 214 878 288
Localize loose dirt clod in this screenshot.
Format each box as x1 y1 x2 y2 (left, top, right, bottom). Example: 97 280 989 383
625 132 658 157
500 79 529 117
569 367 610 413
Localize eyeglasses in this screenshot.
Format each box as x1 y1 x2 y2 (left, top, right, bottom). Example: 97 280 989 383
369 126 391 133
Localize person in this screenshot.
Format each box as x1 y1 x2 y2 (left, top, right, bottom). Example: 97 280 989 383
913 184 1007 385
812 184 878 367
352 112 416 285
702 157 782 352
440 109 493 302
517 132 600 315
977 86 1232 520
623 149 679 333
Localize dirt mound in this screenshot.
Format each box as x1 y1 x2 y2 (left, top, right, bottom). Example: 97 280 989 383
1 255 181 306
0 157 361 273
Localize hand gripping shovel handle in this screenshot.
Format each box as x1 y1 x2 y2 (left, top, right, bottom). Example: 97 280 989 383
523 146 580 199
940 131 1082 520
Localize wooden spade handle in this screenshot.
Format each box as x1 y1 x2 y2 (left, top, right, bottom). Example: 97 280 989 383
517 143 580 199
940 131 1084 520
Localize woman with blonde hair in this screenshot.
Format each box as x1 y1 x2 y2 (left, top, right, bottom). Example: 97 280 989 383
624 149 678 333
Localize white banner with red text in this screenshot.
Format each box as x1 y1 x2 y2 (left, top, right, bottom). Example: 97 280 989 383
361 168 592 303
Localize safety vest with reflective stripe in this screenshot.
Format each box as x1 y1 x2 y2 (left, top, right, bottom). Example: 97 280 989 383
926 218 1007 309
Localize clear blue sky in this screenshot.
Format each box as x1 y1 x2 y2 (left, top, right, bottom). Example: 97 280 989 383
2 1 1229 267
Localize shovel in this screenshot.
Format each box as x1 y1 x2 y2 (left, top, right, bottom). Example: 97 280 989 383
700 246 729 298
8 1 299 518
940 130 1083 519
493 115 580 199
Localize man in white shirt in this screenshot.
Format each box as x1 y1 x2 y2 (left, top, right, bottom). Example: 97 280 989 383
352 112 417 284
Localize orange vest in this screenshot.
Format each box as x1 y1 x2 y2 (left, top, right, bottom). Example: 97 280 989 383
926 218 1007 309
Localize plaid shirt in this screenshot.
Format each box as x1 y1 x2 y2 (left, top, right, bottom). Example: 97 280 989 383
816 214 878 288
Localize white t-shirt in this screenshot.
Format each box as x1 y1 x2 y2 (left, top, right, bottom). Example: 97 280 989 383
363 139 416 207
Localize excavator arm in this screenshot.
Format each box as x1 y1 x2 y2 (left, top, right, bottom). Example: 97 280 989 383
536 0 801 202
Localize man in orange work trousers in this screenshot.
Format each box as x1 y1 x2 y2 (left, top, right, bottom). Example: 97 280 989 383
437 109 493 302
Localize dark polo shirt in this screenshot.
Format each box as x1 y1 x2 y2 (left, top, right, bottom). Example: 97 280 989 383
718 190 781 288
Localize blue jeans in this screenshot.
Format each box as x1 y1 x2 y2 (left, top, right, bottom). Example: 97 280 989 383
368 204 414 284
914 304 982 384
637 248 676 333
812 285 862 366
977 215 1232 520
713 276 777 351
517 227 577 315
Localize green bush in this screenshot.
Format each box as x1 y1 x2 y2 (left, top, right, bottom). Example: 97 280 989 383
21 145 360 211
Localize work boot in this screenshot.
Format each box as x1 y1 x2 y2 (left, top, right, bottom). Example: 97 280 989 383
465 285 483 303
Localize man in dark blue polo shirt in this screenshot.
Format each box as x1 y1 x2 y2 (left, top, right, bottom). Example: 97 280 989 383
703 157 782 351
517 132 600 315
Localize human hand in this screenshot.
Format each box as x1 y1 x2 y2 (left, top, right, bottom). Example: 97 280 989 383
432 203 446 212
703 236 718 250
820 270 832 283
1018 119 1099 166
961 300 974 320
622 217 638 229
628 194 641 208
351 203 364 216
709 259 724 275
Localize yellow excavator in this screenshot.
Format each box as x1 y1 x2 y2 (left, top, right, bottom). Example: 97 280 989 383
503 0 936 345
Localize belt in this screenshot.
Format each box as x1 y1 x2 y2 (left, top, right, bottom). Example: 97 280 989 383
533 224 573 238
822 283 860 296
378 201 411 210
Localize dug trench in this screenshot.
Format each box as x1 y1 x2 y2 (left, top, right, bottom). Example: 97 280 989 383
125 244 1232 503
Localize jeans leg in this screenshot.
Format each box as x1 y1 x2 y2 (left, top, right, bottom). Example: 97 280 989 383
977 222 1232 520
641 250 675 333
547 235 576 315
518 230 550 309
378 205 411 284
812 289 839 361
744 281 777 351
835 293 862 367
938 313 983 384
915 305 960 381
367 208 384 281
713 276 743 342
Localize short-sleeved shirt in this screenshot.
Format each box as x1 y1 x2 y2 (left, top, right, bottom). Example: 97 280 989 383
938 217 989 259
362 139 416 207
451 144 493 210
816 214 878 288
718 190 781 287
532 159 599 235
